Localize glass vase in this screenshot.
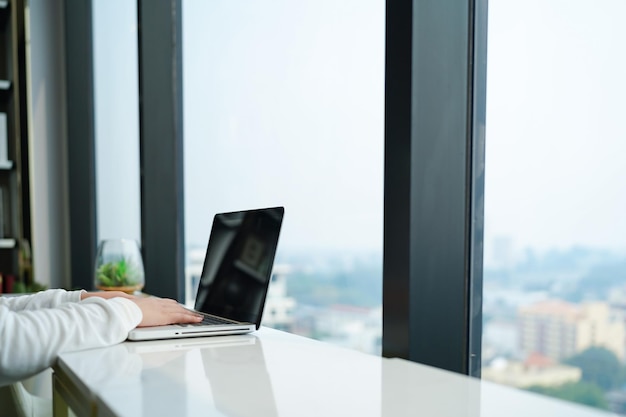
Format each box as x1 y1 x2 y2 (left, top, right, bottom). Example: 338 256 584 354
94 239 145 294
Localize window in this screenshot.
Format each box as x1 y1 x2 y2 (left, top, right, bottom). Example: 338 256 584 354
92 0 141 244
482 1 626 413
182 0 385 354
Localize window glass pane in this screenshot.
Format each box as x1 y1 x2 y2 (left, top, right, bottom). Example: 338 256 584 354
182 0 385 354
93 1 141 243
482 0 626 413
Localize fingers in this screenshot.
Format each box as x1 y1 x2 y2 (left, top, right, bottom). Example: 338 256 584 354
104 291 136 300
82 291 137 300
161 301 204 324
172 310 205 324
133 297 203 327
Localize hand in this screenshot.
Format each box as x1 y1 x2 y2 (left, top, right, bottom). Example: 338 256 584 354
131 297 203 327
81 291 136 300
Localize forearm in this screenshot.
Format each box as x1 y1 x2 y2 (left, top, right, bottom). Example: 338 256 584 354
0 289 82 311
0 297 141 386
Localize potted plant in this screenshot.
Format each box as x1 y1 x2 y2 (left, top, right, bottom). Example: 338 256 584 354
94 239 145 294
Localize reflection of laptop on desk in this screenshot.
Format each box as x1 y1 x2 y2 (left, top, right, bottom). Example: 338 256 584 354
125 334 258 354
201 337 278 417
128 206 284 341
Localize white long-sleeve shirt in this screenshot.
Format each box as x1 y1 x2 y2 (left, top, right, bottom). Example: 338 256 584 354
0 289 142 387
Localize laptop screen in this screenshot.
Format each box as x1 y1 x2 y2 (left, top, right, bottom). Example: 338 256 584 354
194 207 284 329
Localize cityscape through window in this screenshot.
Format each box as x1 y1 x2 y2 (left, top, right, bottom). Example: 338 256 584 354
182 0 385 354
481 0 626 413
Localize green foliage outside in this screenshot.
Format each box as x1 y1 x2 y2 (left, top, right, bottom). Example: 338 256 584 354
286 262 382 308
565 347 626 391
525 347 626 412
96 258 141 287
526 382 609 410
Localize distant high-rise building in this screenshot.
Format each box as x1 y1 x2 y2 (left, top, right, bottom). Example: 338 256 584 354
261 264 296 331
519 299 625 361
185 248 206 306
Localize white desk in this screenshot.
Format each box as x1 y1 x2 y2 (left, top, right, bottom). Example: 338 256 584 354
52 327 617 417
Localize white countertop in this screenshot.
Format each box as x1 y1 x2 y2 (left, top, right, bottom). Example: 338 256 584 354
54 327 617 417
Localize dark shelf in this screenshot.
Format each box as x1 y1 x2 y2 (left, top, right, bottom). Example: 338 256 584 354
0 0 31 282
0 238 15 249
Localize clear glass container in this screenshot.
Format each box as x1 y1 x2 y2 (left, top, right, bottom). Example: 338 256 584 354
94 239 145 294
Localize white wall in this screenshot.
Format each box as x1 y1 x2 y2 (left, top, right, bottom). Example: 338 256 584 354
26 0 71 289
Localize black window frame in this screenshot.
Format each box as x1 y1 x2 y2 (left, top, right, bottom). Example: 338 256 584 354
65 0 488 375
381 0 487 375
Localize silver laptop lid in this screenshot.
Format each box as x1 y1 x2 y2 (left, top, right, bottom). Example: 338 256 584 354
194 207 284 329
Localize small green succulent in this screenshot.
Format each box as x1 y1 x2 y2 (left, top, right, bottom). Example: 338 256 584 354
96 258 141 287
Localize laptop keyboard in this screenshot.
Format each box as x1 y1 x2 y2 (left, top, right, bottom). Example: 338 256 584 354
186 313 237 327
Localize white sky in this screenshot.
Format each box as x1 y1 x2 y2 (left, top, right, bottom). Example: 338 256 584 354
484 0 626 261
94 0 626 260
94 0 141 244
182 0 385 253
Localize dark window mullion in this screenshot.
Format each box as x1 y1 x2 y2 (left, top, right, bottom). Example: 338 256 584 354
383 0 487 375
137 0 185 301
65 0 97 290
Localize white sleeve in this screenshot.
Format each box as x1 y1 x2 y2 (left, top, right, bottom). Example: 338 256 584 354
0 289 82 311
0 297 142 387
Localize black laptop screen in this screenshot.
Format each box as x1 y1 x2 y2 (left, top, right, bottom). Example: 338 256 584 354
194 207 284 329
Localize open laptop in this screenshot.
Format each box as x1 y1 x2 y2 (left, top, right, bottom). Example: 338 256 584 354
128 206 284 341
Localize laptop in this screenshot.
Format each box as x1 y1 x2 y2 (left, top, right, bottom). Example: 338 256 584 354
128 206 284 341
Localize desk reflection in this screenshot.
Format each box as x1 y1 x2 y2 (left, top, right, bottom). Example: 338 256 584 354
56 328 617 417
119 335 277 417
200 336 278 417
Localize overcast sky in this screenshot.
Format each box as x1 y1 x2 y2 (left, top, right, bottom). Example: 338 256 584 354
484 0 626 264
182 0 385 253
94 0 626 263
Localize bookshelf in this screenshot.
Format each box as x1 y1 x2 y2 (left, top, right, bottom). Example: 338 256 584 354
0 0 32 293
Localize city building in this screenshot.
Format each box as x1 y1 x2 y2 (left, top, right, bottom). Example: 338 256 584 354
482 352 582 388
184 248 205 307
5 1 624 416
518 300 626 361
261 264 297 331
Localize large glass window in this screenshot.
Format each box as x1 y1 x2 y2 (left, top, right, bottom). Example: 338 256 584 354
182 0 385 354
93 0 141 243
482 0 626 414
